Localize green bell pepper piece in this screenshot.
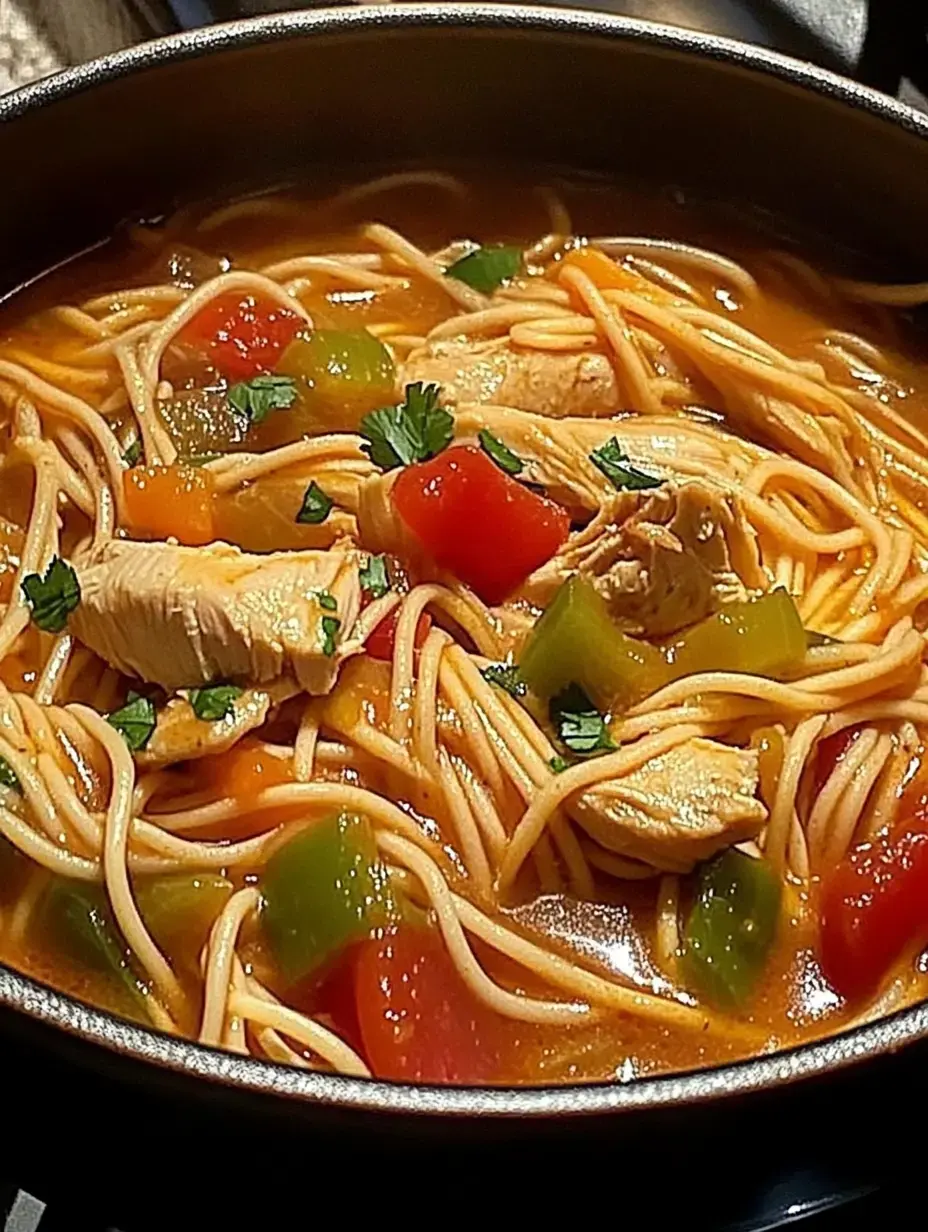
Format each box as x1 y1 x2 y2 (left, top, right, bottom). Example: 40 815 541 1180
276 330 396 433
134 872 234 969
681 849 781 1010
665 589 806 680
262 813 393 984
519 575 667 708
41 880 149 1016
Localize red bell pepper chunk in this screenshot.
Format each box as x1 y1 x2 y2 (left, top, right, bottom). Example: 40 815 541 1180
177 291 301 381
820 804 928 1002
365 608 432 662
354 926 498 1084
391 445 570 605
810 725 863 799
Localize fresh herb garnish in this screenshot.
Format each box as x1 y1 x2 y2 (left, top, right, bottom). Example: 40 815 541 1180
296 481 334 525
590 437 663 492
228 374 298 425
445 244 522 293
550 683 615 756
107 694 156 752
321 615 340 657
189 684 243 722
548 755 571 775
316 590 338 612
481 662 526 699
123 439 142 467
359 382 453 471
478 429 524 477
21 557 81 633
359 554 391 600
0 756 21 793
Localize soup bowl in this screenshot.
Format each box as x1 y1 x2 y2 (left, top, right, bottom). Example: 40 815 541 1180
2 6 928 1224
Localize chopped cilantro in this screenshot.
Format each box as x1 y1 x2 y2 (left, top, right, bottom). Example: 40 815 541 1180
0 756 21 793
360 554 391 600
228 374 297 425
21 558 81 633
321 615 340 657
359 382 453 471
107 694 156 752
189 684 242 721
550 683 615 756
445 244 522 293
478 429 523 477
590 437 663 491
481 662 526 699
296 481 334 525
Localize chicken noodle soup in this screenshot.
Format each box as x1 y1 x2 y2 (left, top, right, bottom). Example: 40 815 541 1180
2 170 928 1084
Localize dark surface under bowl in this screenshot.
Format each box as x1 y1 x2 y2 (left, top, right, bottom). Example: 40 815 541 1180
2 7 928 1225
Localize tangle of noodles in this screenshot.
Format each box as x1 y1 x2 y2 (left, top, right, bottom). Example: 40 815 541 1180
1 169 928 1088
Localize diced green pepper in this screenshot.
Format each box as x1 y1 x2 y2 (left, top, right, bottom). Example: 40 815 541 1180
519 575 667 708
41 880 149 1016
665 589 806 680
275 330 396 435
681 849 781 1010
262 813 393 984
134 873 234 969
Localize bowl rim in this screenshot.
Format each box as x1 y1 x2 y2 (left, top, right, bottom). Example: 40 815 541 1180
3 2 928 1118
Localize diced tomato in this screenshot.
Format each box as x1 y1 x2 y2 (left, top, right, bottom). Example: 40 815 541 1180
354 926 498 1084
392 445 570 605
810 725 863 799
176 291 301 381
191 737 300 838
365 608 432 662
296 941 366 1058
820 804 928 1002
124 464 216 545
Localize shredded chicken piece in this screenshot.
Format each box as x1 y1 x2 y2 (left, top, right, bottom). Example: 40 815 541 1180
402 338 620 418
451 403 763 516
137 681 299 767
71 540 360 692
522 478 765 635
572 737 766 871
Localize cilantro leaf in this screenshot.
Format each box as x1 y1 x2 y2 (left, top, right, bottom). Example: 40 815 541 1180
478 429 523 477
22 558 81 633
189 684 243 722
296 481 333 525
446 244 522 293
228 374 298 425
321 615 340 657
481 662 526 699
123 438 141 467
548 755 571 775
359 382 453 471
0 756 21 793
107 694 156 752
549 684 615 756
360 554 390 600
315 590 338 612
590 438 663 491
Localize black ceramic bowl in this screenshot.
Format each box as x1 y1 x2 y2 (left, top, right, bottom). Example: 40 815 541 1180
2 7 928 1225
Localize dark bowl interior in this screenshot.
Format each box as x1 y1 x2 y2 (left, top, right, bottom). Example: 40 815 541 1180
2 6 928 1222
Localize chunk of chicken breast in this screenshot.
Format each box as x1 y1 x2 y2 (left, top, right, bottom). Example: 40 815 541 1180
571 737 765 872
522 478 766 636
402 338 620 418
71 540 360 693
136 681 299 767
